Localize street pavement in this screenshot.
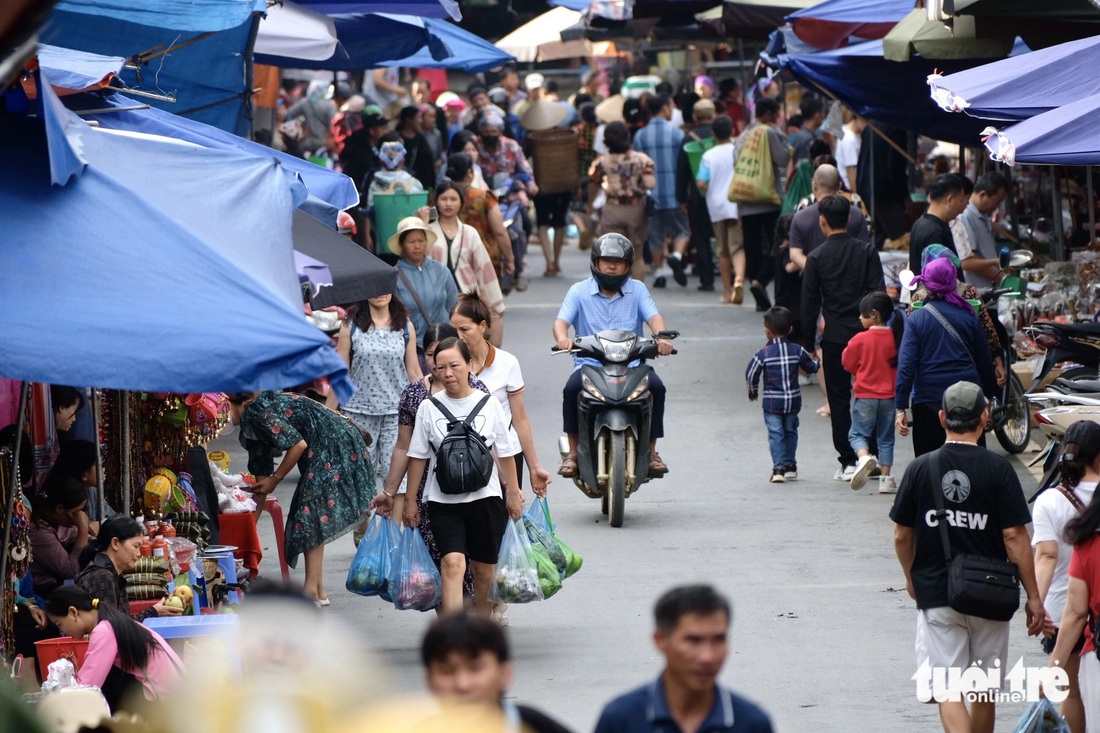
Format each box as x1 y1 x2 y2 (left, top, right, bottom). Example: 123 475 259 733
212 242 1048 732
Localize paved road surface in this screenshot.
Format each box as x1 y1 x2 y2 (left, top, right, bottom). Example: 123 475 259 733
212 242 1047 732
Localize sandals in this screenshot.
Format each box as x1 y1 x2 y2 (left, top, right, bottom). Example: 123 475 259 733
732 282 744 305
558 455 578 477
648 452 669 476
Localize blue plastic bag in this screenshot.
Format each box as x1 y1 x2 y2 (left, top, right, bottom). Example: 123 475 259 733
1012 699 1071 733
387 526 443 611
345 513 399 598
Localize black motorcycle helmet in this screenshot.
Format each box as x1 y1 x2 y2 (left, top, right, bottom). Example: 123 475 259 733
590 233 635 292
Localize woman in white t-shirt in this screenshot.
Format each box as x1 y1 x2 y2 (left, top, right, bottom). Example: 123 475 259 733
1032 419 1099 732
403 337 523 615
450 293 552 498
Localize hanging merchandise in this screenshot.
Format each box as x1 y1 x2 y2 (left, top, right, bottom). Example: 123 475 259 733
0 445 32 658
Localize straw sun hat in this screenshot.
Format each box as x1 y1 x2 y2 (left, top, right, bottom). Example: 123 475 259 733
595 94 625 123
387 217 437 256
519 99 569 131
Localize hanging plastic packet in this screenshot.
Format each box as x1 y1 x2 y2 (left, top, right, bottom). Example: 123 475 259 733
535 497 583 578
346 513 399 598
523 513 567 580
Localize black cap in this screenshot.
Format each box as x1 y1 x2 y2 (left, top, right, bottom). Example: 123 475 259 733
1063 420 1100 463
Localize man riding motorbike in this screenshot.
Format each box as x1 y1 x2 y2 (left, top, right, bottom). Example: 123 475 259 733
553 234 675 478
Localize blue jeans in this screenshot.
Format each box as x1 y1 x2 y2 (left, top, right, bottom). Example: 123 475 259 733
848 398 895 467
763 412 799 470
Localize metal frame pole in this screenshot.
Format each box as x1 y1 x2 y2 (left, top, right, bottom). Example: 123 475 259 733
91 389 105 524
121 391 131 515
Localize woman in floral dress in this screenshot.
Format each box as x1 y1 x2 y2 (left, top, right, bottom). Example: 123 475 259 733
370 323 485 602
228 391 374 604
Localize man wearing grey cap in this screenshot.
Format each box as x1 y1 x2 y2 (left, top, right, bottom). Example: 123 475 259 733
890 381 1044 733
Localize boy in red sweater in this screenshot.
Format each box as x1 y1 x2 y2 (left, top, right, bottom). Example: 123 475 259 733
842 293 904 493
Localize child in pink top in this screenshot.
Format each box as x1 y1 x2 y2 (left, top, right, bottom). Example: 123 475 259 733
47 586 182 712
842 292 904 494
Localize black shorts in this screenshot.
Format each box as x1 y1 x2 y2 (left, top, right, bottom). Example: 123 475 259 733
1040 626 1087 655
426 496 508 564
534 192 572 228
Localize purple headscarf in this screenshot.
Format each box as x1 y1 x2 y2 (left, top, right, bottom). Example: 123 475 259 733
912 257 969 310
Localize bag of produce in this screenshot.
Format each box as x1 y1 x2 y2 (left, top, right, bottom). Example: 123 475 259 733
387 526 442 611
527 534 563 599
535 497 583 578
346 513 399 598
523 513 567 580
489 519 544 605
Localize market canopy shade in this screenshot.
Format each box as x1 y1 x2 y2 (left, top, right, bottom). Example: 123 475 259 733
929 35 1100 121
882 9 1015 61
787 0 913 50
930 0 1100 48
373 17 514 71
293 211 397 308
496 7 595 62
36 45 124 93
698 0 817 40
984 92 1100 165
292 0 461 20
255 0 338 61
0 85 352 399
255 13 441 71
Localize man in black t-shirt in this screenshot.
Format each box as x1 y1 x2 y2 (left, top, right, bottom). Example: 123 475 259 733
421 613 574 733
890 381 1043 733
908 173 971 274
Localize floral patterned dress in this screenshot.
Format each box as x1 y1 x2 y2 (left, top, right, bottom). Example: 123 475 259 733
239 391 375 568
399 375 488 598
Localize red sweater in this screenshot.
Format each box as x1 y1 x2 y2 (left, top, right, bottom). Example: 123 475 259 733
842 328 897 399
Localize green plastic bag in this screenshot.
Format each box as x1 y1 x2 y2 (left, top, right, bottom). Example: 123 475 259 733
536 498 583 578
527 537 563 599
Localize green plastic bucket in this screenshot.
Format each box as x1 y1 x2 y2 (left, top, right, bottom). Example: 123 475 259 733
683 138 716 178
373 191 430 255
1000 274 1026 295
912 298 981 315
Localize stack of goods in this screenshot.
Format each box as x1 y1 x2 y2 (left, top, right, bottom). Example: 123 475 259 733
143 469 199 516
123 557 171 601
208 461 258 514
164 510 211 551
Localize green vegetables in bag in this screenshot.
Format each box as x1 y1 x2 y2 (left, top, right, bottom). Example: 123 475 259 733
523 517 568 578
526 540 562 599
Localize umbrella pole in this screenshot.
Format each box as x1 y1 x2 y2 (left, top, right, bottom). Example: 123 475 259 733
1052 166 1066 262
121 391 131 516
92 389 105 524
0 382 30 596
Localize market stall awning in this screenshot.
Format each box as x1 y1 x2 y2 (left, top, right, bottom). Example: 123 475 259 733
787 0 913 50
45 0 265 136
928 35 1100 121
255 0 338 61
882 9 1015 61
777 37 1030 144
36 45 124 93
0 83 352 400
984 92 1100 166
293 0 461 20
293 211 396 308
930 0 1100 49
699 0 816 40
255 13 441 71
372 17 514 72
496 7 596 62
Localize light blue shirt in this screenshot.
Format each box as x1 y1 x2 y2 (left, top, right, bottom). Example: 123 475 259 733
632 117 684 210
396 258 458 347
557 277 660 369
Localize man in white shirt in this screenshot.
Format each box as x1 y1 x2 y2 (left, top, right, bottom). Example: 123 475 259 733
834 116 866 193
950 172 1009 291
696 115 744 305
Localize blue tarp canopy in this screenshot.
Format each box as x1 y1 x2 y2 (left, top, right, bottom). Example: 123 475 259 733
985 93 1100 166
379 17 514 71
778 38 1030 144
0 79 352 399
929 35 1100 122
44 0 264 136
62 90 359 211
255 13 436 70
295 0 461 20
787 0 911 49
37 45 124 91
549 0 591 9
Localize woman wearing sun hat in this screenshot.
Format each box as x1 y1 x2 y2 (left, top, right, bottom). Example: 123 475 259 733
391 217 458 350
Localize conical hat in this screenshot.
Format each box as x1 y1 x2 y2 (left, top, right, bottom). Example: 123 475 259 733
520 100 569 132
595 94 625 123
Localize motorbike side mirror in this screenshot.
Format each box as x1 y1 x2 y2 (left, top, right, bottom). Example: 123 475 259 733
998 248 1011 269
898 269 917 291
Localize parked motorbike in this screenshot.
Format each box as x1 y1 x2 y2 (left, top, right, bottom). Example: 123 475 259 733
980 249 1034 453
1024 319 1100 391
1025 383 1100 498
553 329 678 527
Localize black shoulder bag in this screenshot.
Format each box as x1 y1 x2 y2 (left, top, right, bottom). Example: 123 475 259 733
929 448 1021 622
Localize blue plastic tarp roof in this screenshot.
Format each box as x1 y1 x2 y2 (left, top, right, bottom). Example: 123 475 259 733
778 38 1030 144
37 45 124 91
255 13 435 70
62 90 359 212
929 35 1100 122
985 93 1100 166
44 0 264 136
787 0 911 49
295 0 461 20
0 78 352 399
549 0 591 9
379 17 515 72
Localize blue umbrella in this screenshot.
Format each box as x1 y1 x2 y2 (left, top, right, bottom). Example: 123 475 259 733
984 93 1100 165
254 13 438 70
929 35 1100 122
46 0 264 135
0 79 352 400
376 17 515 72
787 0 912 49
294 0 461 20
36 45 124 91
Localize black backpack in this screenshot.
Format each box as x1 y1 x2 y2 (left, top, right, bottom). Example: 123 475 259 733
429 395 495 495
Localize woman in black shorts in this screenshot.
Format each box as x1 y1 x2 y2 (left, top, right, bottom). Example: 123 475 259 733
403 337 523 615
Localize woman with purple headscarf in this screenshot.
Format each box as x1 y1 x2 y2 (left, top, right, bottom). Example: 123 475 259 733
895 256 998 456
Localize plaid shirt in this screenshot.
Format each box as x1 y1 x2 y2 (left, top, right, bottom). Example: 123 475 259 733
632 117 684 209
746 337 819 414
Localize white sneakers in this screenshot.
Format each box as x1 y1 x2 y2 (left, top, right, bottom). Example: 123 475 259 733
833 465 857 481
850 455 880 491
878 475 897 494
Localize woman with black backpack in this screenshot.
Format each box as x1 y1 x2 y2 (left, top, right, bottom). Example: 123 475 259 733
401 337 522 615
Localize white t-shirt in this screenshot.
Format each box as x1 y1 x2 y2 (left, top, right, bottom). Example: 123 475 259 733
835 123 861 189
407 390 519 504
697 142 739 222
476 346 524 455
1031 481 1097 624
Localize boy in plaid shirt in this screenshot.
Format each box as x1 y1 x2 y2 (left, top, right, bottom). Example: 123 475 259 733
746 307 819 483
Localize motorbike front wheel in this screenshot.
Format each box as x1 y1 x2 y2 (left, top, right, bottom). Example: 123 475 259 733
994 373 1032 454
606 432 627 528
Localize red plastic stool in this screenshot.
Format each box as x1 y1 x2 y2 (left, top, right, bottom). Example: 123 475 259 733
262 497 291 581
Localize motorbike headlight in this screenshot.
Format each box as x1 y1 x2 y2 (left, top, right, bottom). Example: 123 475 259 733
627 375 649 402
581 374 606 401
598 336 635 363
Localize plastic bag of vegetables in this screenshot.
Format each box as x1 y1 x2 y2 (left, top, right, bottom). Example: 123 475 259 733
523 514 567 580
387 526 443 611
532 497 583 578
345 513 399 598
489 519 544 605
526 532 563 599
